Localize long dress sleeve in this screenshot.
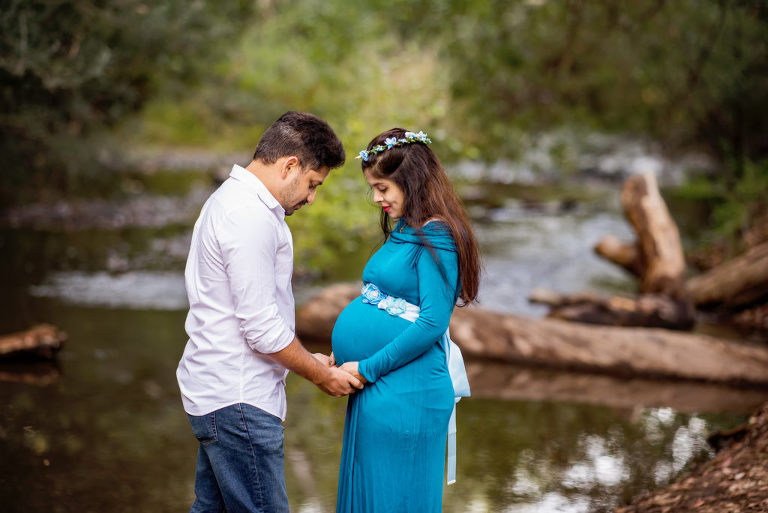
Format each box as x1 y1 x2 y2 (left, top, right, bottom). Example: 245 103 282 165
358 243 459 383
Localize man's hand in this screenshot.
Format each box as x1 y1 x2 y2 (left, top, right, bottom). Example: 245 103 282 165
266 338 362 398
339 361 368 385
317 366 364 397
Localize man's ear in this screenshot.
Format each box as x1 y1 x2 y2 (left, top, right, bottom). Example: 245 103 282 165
280 156 300 180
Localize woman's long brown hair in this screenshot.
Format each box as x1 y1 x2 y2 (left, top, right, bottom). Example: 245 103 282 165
361 128 481 305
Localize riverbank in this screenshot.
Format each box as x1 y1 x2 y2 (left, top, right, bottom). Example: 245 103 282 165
616 402 768 512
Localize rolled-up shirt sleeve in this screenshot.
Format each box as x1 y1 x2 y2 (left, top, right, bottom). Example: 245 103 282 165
217 204 295 354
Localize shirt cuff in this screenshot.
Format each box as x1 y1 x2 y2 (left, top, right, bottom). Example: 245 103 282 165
358 359 376 383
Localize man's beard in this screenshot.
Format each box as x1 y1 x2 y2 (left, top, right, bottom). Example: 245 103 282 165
281 174 305 216
284 200 307 216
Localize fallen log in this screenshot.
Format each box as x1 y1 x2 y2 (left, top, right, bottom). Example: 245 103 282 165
0 324 66 360
530 288 695 330
297 284 768 385
685 241 768 310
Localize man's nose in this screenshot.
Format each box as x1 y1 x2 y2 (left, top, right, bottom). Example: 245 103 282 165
307 189 317 205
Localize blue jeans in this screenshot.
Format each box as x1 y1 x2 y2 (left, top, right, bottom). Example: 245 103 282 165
187 403 289 513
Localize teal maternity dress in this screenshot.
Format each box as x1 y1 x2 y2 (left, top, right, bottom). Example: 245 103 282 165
332 219 459 513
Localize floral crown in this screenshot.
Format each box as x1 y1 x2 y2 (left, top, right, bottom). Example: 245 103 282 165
356 131 432 162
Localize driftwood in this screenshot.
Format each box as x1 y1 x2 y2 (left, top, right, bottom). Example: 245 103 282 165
530 288 695 330
561 171 696 328
605 172 687 296
0 324 66 359
297 284 768 386
686 242 768 310
569 172 768 327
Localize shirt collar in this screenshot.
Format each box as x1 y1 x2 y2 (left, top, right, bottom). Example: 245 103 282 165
229 164 286 219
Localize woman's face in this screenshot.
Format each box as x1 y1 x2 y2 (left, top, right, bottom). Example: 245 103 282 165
364 170 406 219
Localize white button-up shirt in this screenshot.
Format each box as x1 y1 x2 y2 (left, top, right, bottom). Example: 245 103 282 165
177 165 295 420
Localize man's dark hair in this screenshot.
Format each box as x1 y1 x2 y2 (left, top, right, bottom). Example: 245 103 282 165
253 111 345 170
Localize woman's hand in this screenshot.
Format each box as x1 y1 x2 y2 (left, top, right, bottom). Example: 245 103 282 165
339 361 368 384
329 352 336 366
312 353 332 367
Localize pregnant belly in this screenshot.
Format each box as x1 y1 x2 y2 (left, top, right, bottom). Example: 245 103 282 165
331 297 412 365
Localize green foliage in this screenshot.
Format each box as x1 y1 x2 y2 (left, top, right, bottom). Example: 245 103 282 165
677 159 768 246
404 0 768 164
713 159 768 236
0 0 253 202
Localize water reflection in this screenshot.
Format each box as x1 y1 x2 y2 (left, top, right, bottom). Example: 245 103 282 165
0 304 759 512
467 362 768 414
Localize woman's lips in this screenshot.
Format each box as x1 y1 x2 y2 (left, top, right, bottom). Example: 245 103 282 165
383 206 391 213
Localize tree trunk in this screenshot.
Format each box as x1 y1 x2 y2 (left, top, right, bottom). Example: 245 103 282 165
297 284 768 385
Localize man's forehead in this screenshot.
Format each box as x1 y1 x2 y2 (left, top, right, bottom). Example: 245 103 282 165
306 167 330 182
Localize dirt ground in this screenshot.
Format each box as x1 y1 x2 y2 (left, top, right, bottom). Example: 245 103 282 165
615 403 768 513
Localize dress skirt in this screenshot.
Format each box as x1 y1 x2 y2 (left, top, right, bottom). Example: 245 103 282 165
332 297 454 513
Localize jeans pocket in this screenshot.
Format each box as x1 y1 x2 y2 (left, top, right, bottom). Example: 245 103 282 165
239 404 285 456
188 412 218 446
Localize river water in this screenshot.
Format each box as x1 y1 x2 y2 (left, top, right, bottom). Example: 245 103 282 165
1 160 765 513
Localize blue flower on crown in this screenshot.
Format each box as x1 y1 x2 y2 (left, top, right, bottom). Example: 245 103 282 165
358 150 369 161
385 137 398 148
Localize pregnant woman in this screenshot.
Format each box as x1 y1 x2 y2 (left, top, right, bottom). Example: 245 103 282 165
331 128 481 512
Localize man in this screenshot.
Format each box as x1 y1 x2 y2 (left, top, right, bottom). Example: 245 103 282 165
176 111 362 513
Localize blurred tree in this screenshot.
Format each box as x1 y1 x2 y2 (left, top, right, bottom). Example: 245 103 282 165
403 0 768 166
0 0 252 203
3 0 766 259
